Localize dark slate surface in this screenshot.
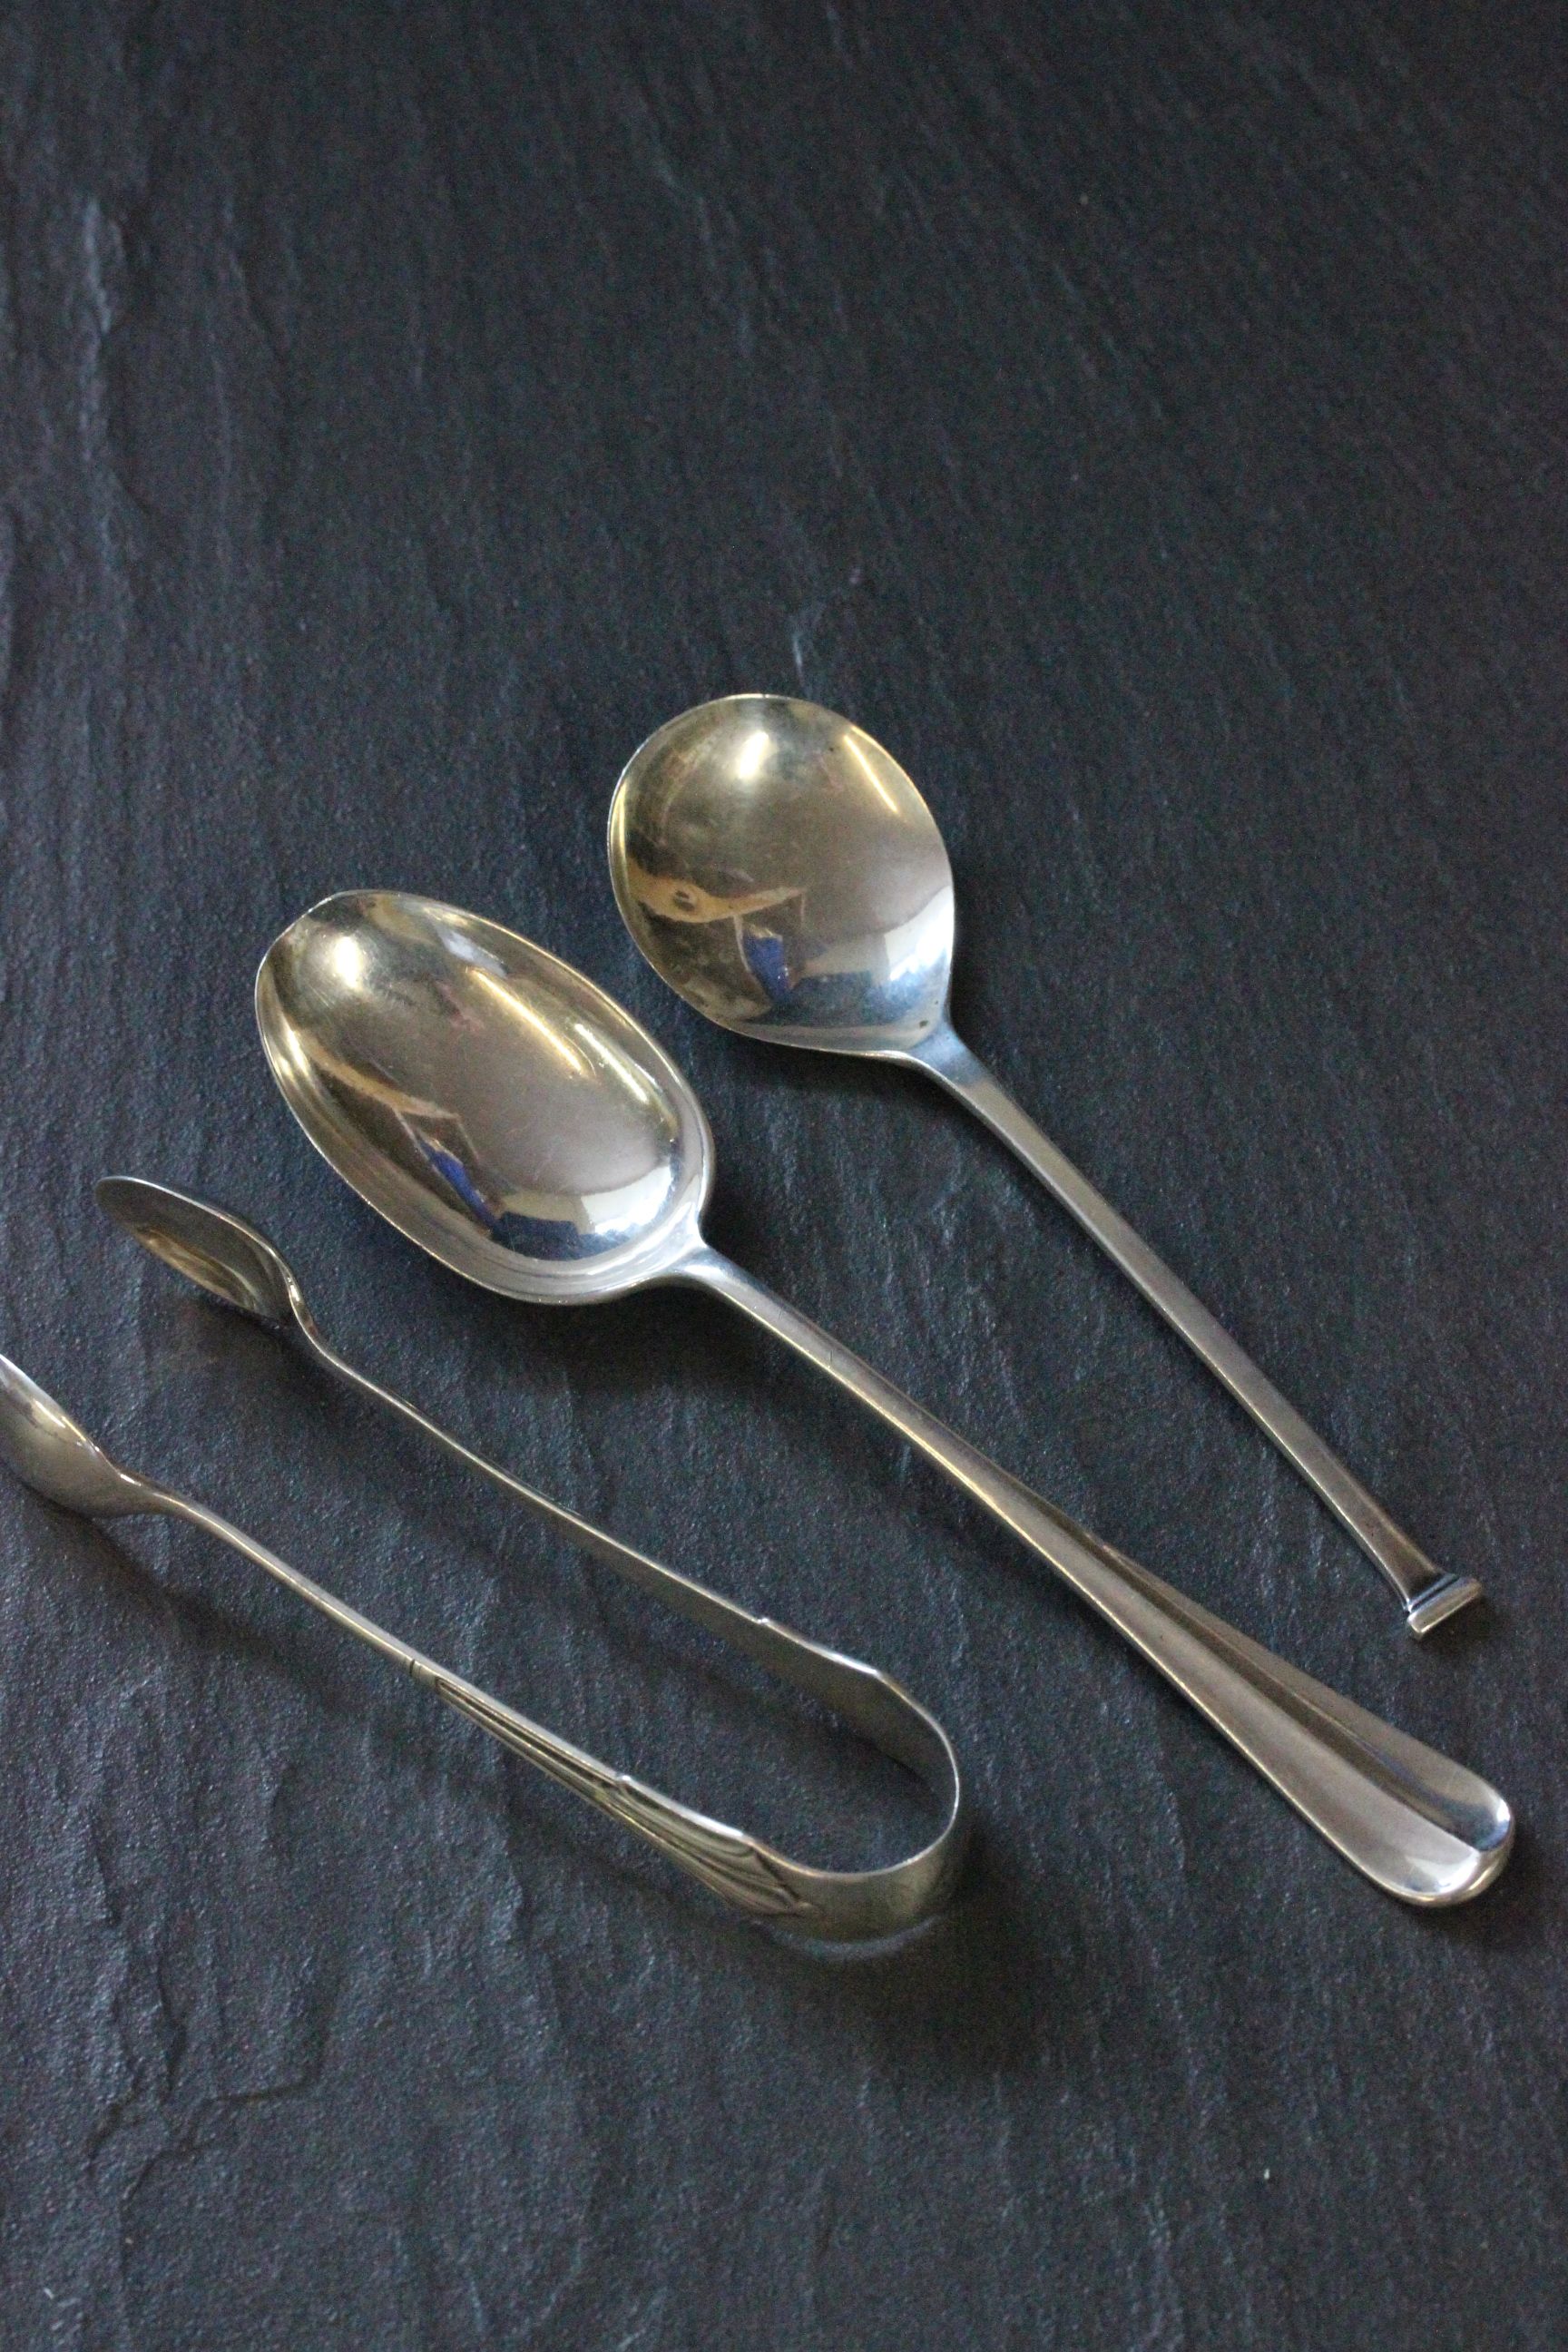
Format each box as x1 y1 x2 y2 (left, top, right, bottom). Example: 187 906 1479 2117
1 4 1563 2345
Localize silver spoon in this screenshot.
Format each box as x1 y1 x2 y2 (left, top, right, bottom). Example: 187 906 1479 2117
254 890 1513 1904
0 1328 964 1939
607 692 1482 1640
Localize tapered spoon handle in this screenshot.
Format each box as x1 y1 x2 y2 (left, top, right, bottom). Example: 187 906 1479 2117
677 1244 1512 1904
906 1021 1480 1638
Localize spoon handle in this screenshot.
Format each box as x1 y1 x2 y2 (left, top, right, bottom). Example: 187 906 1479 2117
677 1244 1512 1904
905 1020 1480 1638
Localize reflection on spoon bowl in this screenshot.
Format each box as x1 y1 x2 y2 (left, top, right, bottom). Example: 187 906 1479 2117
257 891 712 1303
609 693 955 1054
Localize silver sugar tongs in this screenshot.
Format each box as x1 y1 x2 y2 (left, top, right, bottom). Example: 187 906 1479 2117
15 1175 964 1941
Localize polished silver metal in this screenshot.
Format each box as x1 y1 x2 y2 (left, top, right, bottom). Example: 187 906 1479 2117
606 692 1484 1639
2 1312 964 1942
255 891 1513 1904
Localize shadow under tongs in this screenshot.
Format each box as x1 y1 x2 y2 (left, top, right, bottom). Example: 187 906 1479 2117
13 1494 1057 2052
747 1821 1063 2074
554 1787 1065 2080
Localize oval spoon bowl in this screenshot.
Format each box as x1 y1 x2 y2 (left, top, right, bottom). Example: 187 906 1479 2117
257 890 714 1305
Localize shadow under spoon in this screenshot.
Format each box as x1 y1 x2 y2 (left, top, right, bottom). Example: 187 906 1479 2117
4 1256 963 1944
608 692 1481 1640
253 889 1512 1906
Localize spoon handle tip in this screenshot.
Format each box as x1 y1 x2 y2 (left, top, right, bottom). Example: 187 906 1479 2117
1405 1573 1486 1640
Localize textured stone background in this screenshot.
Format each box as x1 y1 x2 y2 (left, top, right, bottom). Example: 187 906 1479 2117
0 4 1563 2346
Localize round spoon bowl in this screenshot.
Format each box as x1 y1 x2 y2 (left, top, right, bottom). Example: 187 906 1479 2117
256 892 715 1306
609 694 956 1055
